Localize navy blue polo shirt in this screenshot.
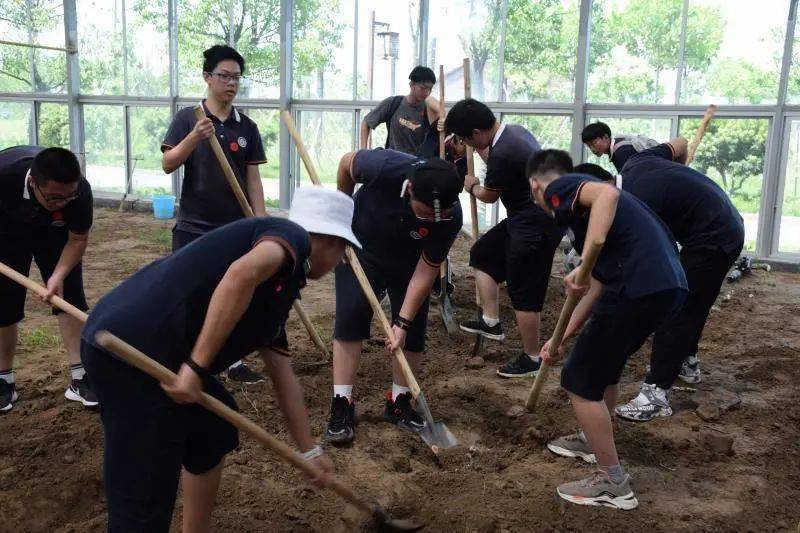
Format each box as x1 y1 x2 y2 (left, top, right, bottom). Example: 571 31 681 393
484 124 560 236
0 145 93 236
544 174 687 300
161 101 267 234
82 217 309 374
621 143 744 254
350 148 462 269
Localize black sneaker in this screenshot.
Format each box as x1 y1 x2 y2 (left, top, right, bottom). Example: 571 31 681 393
459 315 504 340
324 395 356 444
384 392 426 432
0 381 18 413
497 353 541 378
64 376 99 407
227 362 266 384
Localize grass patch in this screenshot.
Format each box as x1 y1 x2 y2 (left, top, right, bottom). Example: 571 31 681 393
19 326 61 350
145 228 172 249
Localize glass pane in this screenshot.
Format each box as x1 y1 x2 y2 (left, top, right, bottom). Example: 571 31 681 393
78 0 124 95
588 0 680 104
129 106 171 196
297 110 353 188
679 117 769 252
682 0 788 105
244 109 280 206
784 11 800 104
427 0 500 102
294 0 354 99
177 0 234 98
356 1 423 100
126 0 170 96
583 116 672 172
231 0 280 98
503 0 580 103
0 102 33 147
84 105 126 193
778 120 800 253
38 103 70 148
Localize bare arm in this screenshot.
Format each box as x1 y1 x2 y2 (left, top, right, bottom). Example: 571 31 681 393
576 181 619 254
189 241 287 368
425 95 441 125
337 151 357 196
44 230 89 300
398 257 440 321
668 137 689 165
470 184 501 204
359 120 371 150
261 349 316 452
246 164 267 216
162 117 214 173
562 277 603 340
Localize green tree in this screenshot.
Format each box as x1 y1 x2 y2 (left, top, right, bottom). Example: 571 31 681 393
458 0 503 100
706 59 776 105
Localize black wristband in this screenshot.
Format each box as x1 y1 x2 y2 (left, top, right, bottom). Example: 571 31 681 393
393 316 413 330
467 182 477 195
184 358 210 379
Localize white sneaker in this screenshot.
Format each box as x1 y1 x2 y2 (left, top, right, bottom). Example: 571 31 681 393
678 355 701 384
615 383 672 421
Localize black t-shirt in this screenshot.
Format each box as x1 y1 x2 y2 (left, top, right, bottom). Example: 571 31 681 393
544 174 687 300
350 148 462 270
611 143 636 173
161 102 267 234
0 145 93 236
621 144 745 253
484 124 559 234
82 218 309 374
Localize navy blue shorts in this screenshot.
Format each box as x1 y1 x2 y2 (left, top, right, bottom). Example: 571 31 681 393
333 250 430 353
561 289 686 401
0 228 88 327
81 341 239 532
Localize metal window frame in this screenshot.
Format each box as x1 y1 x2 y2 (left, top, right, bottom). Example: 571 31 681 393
2 0 800 264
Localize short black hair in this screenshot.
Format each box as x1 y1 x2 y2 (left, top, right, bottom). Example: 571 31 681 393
444 98 496 138
408 158 464 209
408 66 436 84
573 163 614 182
30 147 82 185
581 122 612 143
526 149 573 181
203 45 245 75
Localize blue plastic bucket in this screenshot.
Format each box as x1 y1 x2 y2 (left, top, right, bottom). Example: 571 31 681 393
152 194 176 219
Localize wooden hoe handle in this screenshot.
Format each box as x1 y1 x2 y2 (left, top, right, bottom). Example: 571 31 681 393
686 104 717 165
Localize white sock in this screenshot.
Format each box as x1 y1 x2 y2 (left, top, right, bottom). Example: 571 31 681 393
0 369 13 384
70 364 86 381
228 360 244 370
482 315 500 327
526 353 541 363
392 383 411 401
333 384 353 400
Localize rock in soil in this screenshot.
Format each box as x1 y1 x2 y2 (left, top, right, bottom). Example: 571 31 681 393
466 356 486 369
505 405 525 418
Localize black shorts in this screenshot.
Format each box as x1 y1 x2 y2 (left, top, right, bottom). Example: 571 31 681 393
0 229 88 327
172 226 203 251
333 250 430 353
81 341 239 532
468 217 561 312
561 289 686 401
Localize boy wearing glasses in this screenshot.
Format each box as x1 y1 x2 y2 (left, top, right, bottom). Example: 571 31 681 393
162 44 268 384
323 150 463 444
0 146 96 411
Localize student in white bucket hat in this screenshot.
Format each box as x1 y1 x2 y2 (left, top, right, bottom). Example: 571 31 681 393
79 186 356 532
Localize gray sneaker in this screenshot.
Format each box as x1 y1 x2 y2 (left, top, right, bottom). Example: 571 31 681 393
557 470 639 510
677 355 701 384
547 430 596 463
615 383 672 422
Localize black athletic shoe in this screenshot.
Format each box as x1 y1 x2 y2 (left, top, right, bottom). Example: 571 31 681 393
64 376 99 407
384 392 426 432
459 315 504 340
227 363 266 384
324 395 356 444
497 353 541 378
0 381 18 413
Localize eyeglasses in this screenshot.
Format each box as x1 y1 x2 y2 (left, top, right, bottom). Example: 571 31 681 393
207 71 244 84
32 179 80 204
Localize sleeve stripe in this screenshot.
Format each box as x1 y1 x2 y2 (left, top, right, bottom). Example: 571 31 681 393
483 185 504 192
422 252 441 268
263 345 292 357
246 160 268 165
665 142 676 160
571 181 589 213
160 143 174 152
252 235 298 271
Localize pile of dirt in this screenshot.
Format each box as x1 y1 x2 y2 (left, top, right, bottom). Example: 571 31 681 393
1 209 799 532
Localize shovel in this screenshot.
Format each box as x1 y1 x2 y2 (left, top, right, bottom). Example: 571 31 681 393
0 262 422 532
281 110 458 453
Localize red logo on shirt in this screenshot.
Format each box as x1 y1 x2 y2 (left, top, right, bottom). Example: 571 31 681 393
229 141 239 152
418 227 429 237
550 194 561 208
275 283 283 292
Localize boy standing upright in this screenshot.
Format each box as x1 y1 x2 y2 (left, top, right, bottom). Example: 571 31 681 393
161 44 268 383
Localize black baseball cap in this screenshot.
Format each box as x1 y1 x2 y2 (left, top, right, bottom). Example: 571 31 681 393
407 158 464 209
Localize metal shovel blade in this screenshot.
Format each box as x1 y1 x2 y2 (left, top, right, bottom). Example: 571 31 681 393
439 290 459 335
414 392 458 452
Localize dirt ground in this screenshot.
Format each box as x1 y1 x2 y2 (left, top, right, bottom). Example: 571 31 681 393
1 208 799 532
